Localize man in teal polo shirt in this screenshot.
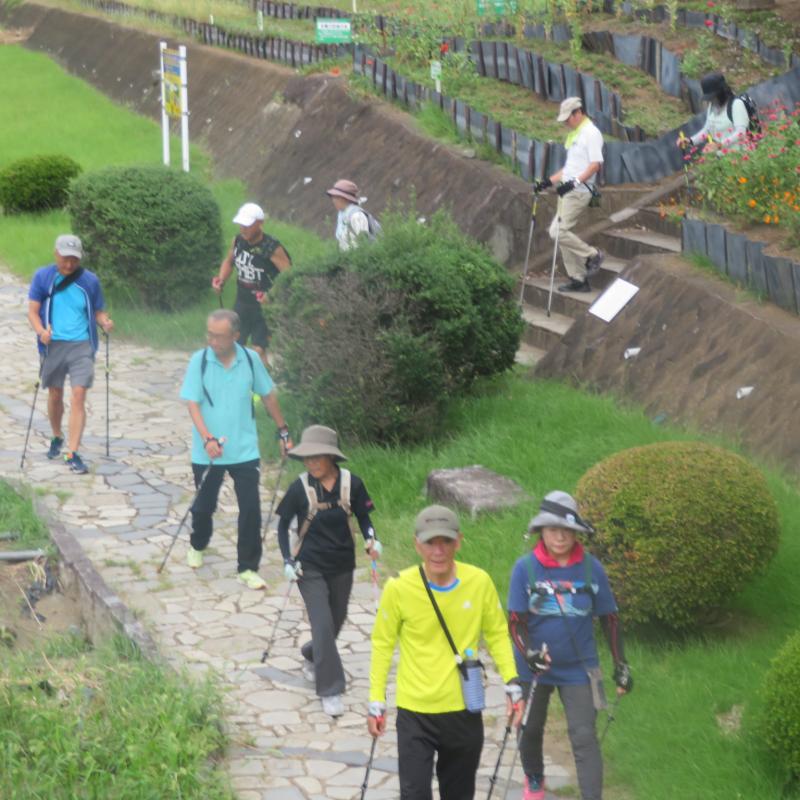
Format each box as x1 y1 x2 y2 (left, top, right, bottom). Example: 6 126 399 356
180 309 292 589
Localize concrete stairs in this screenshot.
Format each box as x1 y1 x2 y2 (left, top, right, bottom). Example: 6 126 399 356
516 204 682 368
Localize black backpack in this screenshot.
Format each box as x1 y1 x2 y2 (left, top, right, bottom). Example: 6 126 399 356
727 93 761 135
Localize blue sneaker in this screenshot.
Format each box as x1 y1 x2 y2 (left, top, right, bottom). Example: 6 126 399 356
64 452 89 474
47 436 64 459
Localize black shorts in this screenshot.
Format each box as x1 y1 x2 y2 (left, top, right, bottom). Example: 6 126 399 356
234 303 269 350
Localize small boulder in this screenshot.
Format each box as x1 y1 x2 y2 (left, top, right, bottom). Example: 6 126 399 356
426 465 530 519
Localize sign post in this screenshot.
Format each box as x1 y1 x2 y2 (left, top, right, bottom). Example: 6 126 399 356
315 18 352 44
159 42 190 171
430 59 442 93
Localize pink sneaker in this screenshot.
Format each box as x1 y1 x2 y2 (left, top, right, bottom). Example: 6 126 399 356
523 775 545 800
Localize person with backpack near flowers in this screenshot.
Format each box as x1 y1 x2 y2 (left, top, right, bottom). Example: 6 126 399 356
677 72 757 154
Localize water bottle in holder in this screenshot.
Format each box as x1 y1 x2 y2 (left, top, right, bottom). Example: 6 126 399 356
459 647 486 713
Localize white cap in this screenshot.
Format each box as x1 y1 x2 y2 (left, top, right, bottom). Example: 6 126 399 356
232 202 265 226
557 97 583 122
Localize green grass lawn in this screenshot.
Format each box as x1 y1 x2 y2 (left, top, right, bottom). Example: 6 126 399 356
0 45 330 351
0 480 51 552
264 373 798 800
0 634 233 799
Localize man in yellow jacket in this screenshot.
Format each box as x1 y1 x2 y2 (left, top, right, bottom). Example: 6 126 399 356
367 504 523 799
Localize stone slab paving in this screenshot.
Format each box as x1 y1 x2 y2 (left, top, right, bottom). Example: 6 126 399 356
0 266 576 799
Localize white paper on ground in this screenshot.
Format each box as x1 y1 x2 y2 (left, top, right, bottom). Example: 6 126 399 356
624 347 641 360
736 386 754 399
589 278 640 323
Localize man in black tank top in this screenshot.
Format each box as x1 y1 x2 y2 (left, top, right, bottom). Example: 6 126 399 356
212 202 291 365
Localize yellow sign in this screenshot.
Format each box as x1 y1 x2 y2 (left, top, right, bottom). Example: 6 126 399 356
163 48 182 119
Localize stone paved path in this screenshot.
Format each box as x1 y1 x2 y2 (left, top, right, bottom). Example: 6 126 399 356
0 267 576 799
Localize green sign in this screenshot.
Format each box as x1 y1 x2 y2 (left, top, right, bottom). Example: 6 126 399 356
430 60 442 80
315 18 352 44
476 0 517 15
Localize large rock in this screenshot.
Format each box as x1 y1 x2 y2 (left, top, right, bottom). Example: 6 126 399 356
426 465 530 518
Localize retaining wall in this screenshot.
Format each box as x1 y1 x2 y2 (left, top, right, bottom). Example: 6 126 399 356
682 217 800 315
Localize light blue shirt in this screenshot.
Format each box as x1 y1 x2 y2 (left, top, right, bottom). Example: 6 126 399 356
180 344 274 465
51 276 90 341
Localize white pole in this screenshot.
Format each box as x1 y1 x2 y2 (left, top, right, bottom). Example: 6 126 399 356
179 45 189 172
159 41 170 166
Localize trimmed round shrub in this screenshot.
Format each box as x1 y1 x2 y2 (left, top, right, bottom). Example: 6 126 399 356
267 209 523 444
68 165 221 310
576 441 779 630
0 154 81 214
761 630 800 782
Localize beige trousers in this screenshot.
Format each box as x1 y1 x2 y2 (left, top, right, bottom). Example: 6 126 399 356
548 191 597 280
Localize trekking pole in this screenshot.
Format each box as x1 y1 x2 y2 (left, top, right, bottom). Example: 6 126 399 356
517 189 539 307
360 734 379 800
599 695 621 746
104 331 110 458
678 132 691 191
370 559 380 612
157 444 224 574
501 663 542 800
261 456 287 544
486 709 514 799
545 197 563 319
260 577 294 661
20 360 45 470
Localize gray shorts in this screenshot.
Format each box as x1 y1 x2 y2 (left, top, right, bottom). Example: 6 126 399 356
41 341 95 389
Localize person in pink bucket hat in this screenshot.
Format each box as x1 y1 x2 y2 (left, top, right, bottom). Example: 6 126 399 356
326 179 381 251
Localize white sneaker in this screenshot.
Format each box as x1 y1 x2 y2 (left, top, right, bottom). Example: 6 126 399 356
321 694 345 717
302 659 315 682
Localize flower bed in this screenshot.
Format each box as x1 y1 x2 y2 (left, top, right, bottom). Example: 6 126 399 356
689 100 800 247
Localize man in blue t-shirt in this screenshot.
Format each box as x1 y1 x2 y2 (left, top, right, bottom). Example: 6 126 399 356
27 234 113 475
507 491 632 800
179 309 292 590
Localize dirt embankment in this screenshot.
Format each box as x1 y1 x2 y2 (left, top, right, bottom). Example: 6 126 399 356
536 254 800 472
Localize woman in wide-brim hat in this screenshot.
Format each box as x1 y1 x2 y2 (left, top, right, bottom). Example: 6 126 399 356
326 179 372 251
275 425 381 718
506 491 632 800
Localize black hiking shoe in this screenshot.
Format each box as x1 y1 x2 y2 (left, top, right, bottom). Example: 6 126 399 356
47 436 64 460
585 249 605 275
558 278 591 293
64 452 89 474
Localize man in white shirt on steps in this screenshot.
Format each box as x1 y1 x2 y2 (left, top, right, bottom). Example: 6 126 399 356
534 97 605 294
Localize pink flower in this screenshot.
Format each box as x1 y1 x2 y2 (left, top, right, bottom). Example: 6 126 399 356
707 0 715 6
769 113 778 121
704 19 713 27
741 155 750 161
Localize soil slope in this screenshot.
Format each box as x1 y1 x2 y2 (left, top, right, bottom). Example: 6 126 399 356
536 254 800 471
